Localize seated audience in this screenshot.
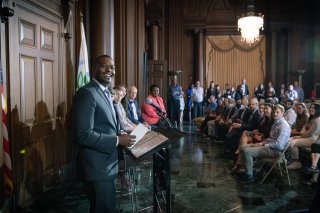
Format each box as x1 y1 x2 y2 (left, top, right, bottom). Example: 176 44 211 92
278 83 286 103
224 98 261 154
301 143 320 187
239 104 291 183
283 99 297 127
206 98 233 140
291 102 309 136
127 86 150 129
254 83 265 101
198 98 223 135
288 103 320 170
141 84 167 127
193 95 217 127
232 103 274 171
113 88 136 133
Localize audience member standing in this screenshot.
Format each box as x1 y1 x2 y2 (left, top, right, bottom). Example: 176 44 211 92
186 83 194 122
287 84 298 101
205 81 216 106
168 76 182 125
237 78 249 97
293 81 304 101
192 81 204 118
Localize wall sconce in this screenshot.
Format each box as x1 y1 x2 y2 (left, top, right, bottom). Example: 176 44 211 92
0 0 14 22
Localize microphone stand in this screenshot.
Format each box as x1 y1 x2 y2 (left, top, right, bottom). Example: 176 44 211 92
157 112 173 129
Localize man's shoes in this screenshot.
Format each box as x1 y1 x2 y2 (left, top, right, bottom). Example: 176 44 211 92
301 180 317 186
307 166 320 174
238 174 255 183
231 168 246 175
287 161 302 170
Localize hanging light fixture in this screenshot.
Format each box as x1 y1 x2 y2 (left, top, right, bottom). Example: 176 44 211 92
237 0 264 45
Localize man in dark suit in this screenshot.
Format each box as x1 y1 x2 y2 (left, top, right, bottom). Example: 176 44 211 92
237 78 250 97
73 55 135 213
224 98 261 154
127 86 149 128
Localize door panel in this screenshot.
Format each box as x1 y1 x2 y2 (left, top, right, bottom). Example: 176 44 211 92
147 60 167 100
9 1 63 204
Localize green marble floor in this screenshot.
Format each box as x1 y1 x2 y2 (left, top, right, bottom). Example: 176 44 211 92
19 123 318 213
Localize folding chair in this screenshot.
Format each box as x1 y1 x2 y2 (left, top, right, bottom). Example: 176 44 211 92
258 141 291 185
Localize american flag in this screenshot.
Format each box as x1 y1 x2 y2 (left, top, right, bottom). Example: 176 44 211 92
0 65 13 196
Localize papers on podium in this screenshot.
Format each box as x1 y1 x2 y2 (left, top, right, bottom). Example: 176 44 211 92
129 130 168 159
129 123 150 148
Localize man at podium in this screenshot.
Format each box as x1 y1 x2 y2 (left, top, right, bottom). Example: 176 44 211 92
73 55 135 213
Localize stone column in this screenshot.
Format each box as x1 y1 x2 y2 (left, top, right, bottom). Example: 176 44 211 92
194 29 204 86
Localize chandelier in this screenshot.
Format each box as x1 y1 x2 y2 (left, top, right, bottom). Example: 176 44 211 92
237 0 263 45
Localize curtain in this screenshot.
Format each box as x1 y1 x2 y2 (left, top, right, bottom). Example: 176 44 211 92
205 35 265 96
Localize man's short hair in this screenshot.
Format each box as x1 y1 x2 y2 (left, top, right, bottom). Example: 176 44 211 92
94 55 112 68
274 104 285 113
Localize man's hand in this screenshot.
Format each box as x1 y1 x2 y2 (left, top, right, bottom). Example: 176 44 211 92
118 134 136 147
232 123 241 128
143 122 151 130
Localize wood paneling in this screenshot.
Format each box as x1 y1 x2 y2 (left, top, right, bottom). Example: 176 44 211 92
9 0 64 204
19 19 36 47
41 59 54 119
182 34 194 91
114 0 145 103
20 56 37 124
168 0 183 71
147 60 167 100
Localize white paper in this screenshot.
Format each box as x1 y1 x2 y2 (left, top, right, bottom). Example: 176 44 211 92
129 123 150 148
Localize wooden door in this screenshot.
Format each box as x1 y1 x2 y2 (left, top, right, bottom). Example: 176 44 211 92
147 60 167 101
8 1 64 203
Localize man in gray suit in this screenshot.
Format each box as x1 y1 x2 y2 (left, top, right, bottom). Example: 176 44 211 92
73 55 135 213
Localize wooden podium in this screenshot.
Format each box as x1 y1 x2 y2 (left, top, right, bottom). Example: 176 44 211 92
128 131 169 160
124 126 184 213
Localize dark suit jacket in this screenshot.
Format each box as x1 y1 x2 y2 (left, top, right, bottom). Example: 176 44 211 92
127 99 145 125
73 80 119 181
237 84 250 96
241 109 261 131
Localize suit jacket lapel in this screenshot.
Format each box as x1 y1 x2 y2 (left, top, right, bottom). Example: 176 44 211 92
95 85 118 125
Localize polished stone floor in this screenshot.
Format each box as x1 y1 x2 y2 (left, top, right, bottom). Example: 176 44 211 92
19 123 319 213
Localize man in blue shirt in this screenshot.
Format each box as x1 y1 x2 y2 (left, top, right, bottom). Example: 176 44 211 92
168 76 182 125
239 104 291 183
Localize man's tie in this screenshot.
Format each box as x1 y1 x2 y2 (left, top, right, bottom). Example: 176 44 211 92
104 89 116 117
104 89 111 100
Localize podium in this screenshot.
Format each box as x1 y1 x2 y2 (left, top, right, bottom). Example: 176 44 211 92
123 126 184 213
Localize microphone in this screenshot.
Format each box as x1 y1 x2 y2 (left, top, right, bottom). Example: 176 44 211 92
146 98 172 128
145 98 163 113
